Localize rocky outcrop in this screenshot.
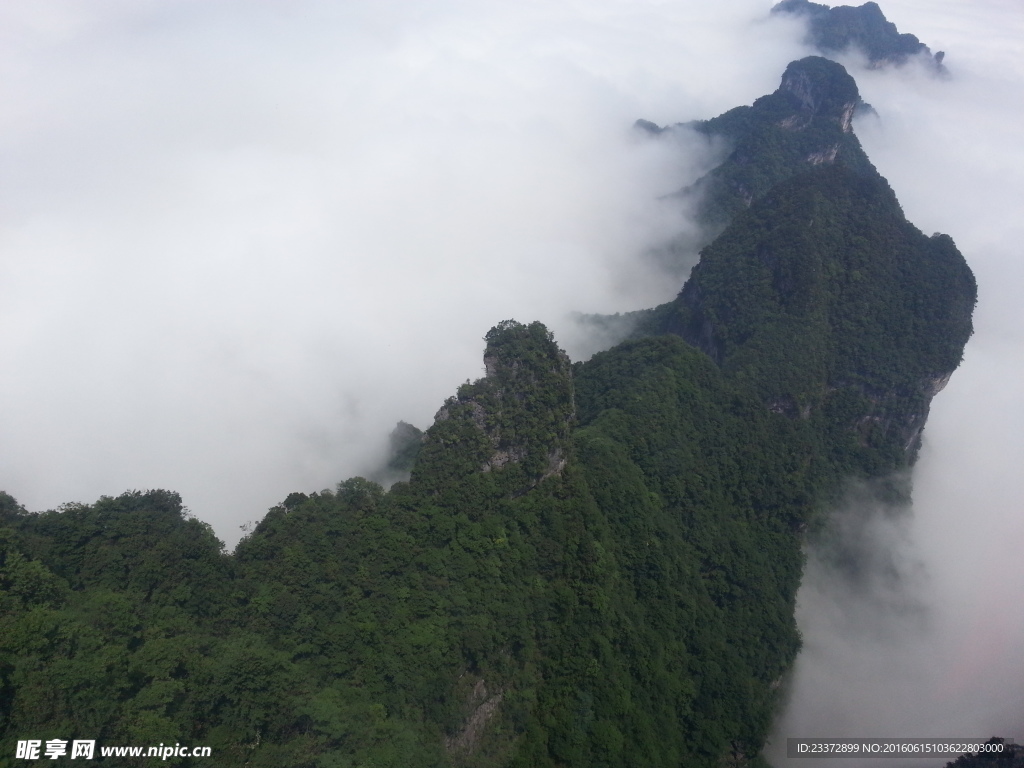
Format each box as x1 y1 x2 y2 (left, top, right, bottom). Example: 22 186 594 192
444 678 504 757
777 56 862 134
633 58 876 248
416 320 576 492
807 144 840 163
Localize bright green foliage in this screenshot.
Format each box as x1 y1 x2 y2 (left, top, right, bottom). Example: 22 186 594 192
0 322 815 767
572 336 812 761
9 490 230 618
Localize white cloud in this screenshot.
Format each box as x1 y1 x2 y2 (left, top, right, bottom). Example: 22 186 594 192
0 0 808 544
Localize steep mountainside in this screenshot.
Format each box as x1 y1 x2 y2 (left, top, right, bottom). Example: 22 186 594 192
0 55 974 768
639 164 974 478
638 57 876 239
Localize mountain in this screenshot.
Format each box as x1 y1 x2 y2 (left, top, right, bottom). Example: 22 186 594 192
771 0 947 71
638 160 974 479
638 56 876 238
0 56 974 767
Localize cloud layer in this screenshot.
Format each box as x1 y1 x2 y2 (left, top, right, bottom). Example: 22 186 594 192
0 0 807 542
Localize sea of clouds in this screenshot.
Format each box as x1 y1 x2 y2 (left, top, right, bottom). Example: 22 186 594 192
0 0 805 537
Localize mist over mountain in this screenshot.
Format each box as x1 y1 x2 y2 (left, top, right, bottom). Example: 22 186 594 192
2 1 1022 765
771 0 947 71
0 0 808 544
638 55 874 238
1 36 982 765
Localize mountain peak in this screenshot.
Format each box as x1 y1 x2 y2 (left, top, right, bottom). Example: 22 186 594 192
772 0 947 71
416 320 574 490
779 56 861 132
632 58 874 237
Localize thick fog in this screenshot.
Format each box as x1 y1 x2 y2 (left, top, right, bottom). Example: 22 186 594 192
2 0 1021 755
0 0 807 543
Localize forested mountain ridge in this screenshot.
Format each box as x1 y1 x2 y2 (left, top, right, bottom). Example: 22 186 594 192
0 56 974 767
771 0 947 71
634 57 974 480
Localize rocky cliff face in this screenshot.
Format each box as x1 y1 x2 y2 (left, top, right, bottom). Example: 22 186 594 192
778 56 860 132
637 57 876 243
416 320 575 494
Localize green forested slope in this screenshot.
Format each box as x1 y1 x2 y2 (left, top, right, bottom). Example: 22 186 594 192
640 163 975 479
2 326 814 767
639 57 875 238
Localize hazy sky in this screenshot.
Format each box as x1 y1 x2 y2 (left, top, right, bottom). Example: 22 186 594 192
2 0 1022 755
0 0 807 539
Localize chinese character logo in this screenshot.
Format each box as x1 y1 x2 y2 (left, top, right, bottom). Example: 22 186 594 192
71 740 95 760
